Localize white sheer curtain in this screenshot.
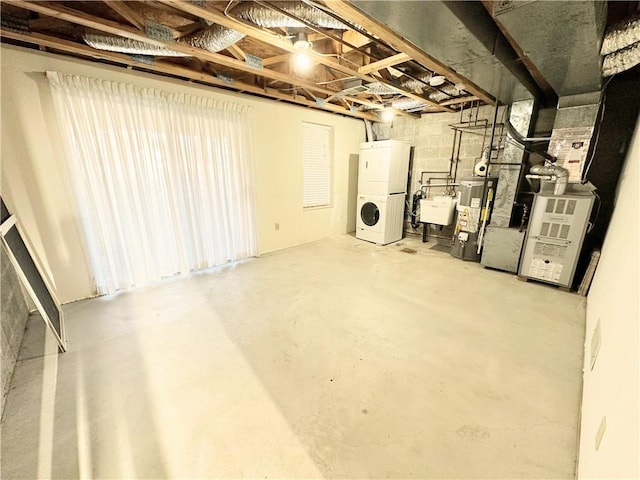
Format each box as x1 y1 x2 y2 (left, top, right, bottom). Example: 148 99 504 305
47 71 258 295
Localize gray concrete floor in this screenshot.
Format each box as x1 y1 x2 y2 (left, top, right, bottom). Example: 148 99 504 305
1 234 586 479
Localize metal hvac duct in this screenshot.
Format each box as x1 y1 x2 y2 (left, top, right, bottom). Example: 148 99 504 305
352 0 545 103
83 24 244 57
233 1 349 29
601 13 640 77
83 1 347 56
527 164 570 195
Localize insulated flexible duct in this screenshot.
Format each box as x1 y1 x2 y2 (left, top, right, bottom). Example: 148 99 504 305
83 23 245 57
83 1 346 56
391 98 427 111
600 12 640 76
602 41 640 77
84 31 190 56
365 82 398 95
233 1 349 29
601 13 640 55
181 24 246 51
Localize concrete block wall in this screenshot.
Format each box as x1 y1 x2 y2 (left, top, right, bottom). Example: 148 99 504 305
1 247 30 417
391 106 507 236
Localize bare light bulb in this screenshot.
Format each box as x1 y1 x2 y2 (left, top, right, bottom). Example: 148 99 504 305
293 52 312 72
381 108 395 122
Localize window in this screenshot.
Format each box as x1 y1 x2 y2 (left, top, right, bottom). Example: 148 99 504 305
302 122 333 208
47 71 258 294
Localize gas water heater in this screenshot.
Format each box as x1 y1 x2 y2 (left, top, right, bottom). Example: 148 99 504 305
451 177 498 262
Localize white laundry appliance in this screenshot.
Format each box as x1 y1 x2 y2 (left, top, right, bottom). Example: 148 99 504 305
356 193 406 245
358 140 411 195
356 140 411 245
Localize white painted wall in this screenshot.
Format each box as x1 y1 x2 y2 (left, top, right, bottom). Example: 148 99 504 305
1 44 364 303
578 114 639 478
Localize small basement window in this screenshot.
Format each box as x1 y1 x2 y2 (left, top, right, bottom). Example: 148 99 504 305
302 122 333 208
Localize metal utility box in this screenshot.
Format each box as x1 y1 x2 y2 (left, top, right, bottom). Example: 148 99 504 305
459 177 498 209
519 192 594 287
481 226 527 273
420 195 456 225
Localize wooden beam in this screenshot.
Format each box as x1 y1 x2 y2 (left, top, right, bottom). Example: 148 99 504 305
2 0 342 98
358 52 410 75
324 0 495 106
157 0 452 112
173 21 204 39
28 16 69 30
0 28 379 121
262 54 290 67
104 0 145 31
226 43 246 60
339 30 371 54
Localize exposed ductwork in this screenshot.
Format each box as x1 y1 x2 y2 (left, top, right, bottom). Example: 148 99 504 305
82 1 348 57
337 78 465 111
83 24 245 57
602 42 640 77
233 1 349 29
84 31 188 57
181 24 246 52
391 98 426 111
491 1 606 97
601 13 640 77
352 0 545 103
601 13 640 55
527 164 570 195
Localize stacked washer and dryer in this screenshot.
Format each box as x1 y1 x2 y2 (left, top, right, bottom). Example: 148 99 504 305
356 140 411 245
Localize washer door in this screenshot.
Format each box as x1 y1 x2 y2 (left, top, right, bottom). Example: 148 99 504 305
361 202 380 227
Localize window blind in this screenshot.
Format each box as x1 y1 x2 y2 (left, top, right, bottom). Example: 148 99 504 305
302 122 332 208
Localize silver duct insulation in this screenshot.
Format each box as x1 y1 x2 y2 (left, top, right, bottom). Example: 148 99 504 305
600 12 640 77
84 24 246 56
442 84 463 96
428 91 448 102
391 98 427 111
602 41 640 77
365 82 398 95
83 2 346 57
181 24 246 51
601 13 640 55
232 1 348 29
83 32 190 56
401 73 433 92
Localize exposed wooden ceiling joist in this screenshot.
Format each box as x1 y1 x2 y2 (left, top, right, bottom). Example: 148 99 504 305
0 27 380 121
323 0 495 106
103 0 145 31
358 52 410 75
156 0 453 112
1 0 486 118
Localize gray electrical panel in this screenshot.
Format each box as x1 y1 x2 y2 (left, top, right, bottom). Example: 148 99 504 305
519 192 594 288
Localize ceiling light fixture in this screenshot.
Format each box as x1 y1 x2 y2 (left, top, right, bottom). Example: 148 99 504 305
293 32 312 50
429 75 446 87
293 51 312 72
380 107 396 123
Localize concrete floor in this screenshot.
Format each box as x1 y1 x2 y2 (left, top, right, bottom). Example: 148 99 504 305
1 234 586 479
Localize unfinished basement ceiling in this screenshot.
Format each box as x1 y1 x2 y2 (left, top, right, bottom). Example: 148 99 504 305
0 0 495 120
